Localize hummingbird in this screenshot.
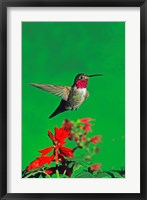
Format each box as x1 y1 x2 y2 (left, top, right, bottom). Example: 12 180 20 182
30 73 102 118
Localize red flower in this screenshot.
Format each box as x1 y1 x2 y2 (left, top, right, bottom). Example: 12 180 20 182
62 119 73 131
90 136 102 144
39 147 53 156
68 132 74 140
83 123 92 133
55 127 70 143
80 118 93 133
82 136 87 141
45 169 54 175
39 127 73 164
47 127 74 163
27 154 54 171
59 146 73 157
90 163 101 171
80 118 92 124
48 127 69 145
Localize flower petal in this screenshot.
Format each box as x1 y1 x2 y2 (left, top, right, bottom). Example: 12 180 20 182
48 130 56 142
62 119 73 131
83 123 92 133
91 136 102 144
55 127 69 143
90 163 101 171
39 147 53 156
59 146 73 158
40 155 54 166
45 169 53 175
27 155 54 171
80 118 92 124
27 158 40 171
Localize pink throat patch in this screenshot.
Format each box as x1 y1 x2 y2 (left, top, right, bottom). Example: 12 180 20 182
76 79 88 89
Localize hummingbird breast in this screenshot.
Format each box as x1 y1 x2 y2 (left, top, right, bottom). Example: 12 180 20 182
65 87 87 110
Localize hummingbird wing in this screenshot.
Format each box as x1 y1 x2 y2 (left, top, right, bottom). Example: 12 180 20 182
30 83 71 101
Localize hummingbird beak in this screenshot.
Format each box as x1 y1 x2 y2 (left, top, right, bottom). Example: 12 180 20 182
88 74 103 78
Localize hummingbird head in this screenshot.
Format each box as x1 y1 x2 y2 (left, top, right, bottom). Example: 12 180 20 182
73 73 102 89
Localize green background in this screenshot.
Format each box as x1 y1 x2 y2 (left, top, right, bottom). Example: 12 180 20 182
22 22 125 172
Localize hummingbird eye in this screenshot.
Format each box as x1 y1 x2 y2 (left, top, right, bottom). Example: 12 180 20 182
79 76 83 80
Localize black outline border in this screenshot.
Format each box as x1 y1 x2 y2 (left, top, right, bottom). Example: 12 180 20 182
0 0 146 199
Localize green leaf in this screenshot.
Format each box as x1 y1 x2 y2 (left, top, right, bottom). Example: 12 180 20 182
68 157 91 168
94 172 112 178
68 161 75 168
73 163 82 171
75 171 94 178
108 171 124 178
59 174 69 178
72 166 87 178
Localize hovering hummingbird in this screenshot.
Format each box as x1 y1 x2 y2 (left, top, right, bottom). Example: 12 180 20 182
30 73 102 118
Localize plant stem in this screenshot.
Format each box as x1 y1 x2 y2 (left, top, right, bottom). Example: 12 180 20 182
63 169 67 175
73 145 82 152
56 169 60 178
24 170 42 178
43 170 51 178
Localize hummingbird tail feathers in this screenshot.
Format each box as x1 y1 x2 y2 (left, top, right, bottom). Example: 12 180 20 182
49 100 67 119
